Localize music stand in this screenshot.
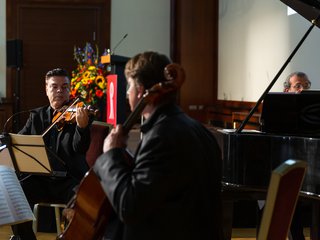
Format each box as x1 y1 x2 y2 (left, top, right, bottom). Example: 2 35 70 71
1 133 64 176
260 91 320 136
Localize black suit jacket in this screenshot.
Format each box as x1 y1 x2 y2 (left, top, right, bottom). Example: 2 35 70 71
94 104 224 240
19 105 90 181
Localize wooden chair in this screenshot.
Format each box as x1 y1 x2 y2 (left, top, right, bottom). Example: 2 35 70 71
85 121 111 167
257 159 307 240
32 121 110 235
32 203 67 235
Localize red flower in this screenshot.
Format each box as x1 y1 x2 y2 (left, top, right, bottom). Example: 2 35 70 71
97 69 103 75
96 89 103 98
71 89 77 97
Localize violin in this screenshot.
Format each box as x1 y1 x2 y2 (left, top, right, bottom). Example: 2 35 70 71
42 98 98 137
57 63 186 240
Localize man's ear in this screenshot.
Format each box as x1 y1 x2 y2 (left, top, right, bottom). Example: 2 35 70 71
137 85 145 99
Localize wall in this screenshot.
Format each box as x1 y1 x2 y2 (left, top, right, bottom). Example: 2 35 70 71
0 0 171 99
110 0 170 58
218 0 320 102
0 0 5 99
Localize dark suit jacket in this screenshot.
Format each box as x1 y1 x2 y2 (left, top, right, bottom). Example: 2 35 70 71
94 104 224 240
19 105 90 181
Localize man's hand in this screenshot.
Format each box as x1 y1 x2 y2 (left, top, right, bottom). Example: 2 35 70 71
76 106 89 128
103 125 128 153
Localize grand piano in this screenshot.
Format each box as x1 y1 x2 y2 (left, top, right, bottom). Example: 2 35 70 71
218 92 320 191
211 95 320 239
213 1 320 239
213 130 320 239
213 94 320 239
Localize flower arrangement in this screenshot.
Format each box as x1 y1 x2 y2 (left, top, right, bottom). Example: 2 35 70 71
70 43 108 107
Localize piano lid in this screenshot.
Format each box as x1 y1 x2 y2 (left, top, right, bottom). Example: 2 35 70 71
281 0 320 27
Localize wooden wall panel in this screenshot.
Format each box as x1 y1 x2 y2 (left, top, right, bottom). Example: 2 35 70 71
173 0 218 115
172 0 259 127
5 0 110 131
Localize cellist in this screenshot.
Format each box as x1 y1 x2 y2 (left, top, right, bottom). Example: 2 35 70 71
93 51 224 240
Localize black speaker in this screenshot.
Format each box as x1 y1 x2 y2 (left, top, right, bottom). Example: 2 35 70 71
7 39 23 68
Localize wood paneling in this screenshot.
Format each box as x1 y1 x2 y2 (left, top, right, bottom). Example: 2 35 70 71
0 101 13 133
171 0 260 127
5 0 258 128
172 0 218 118
6 0 110 130
205 100 262 129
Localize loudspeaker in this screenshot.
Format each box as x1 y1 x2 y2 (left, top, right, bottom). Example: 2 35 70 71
7 39 23 68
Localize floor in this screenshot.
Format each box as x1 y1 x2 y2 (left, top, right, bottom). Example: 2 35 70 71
0 225 311 240
0 225 54 240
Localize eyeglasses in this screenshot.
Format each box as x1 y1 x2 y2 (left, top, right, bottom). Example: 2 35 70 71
292 83 311 90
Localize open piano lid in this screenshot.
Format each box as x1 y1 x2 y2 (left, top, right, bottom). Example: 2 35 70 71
260 91 320 136
281 0 320 27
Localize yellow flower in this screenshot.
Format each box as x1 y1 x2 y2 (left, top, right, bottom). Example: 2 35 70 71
71 43 108 106
95 76 106 89
82 78 89 85
83 71 91 78
75 82 81 90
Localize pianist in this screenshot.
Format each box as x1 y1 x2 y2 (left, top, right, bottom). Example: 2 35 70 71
282 71 312 240
283 71 311 93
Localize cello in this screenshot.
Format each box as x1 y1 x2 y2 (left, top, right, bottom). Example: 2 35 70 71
57 63 185 240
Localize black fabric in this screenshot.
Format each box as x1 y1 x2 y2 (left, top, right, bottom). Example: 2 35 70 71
18 105 90 180
94 104 224 240
11 105 91 240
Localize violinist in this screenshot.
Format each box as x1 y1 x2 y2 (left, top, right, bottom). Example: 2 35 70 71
11 68 91 240
93 52 224 240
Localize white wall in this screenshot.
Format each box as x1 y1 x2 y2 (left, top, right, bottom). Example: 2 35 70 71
0 1 170 99
219 0 320 101
110 0 171 58
3 1 318 102
0 0 5 99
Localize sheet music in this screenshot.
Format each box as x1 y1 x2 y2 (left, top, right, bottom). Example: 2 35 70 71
0 165 34 226
9 133 52 174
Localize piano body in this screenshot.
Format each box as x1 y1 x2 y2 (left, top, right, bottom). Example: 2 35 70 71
212 96 320 239
215 129 320 194
213 92 320 239
213 127 320 239
218 91 320 193
214 1 320 238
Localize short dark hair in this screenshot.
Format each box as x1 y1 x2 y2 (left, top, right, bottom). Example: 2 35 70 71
45 68 69 81
125 51 171 90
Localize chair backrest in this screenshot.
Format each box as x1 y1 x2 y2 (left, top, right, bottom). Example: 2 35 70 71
257 159 307 240
86 121 111 167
